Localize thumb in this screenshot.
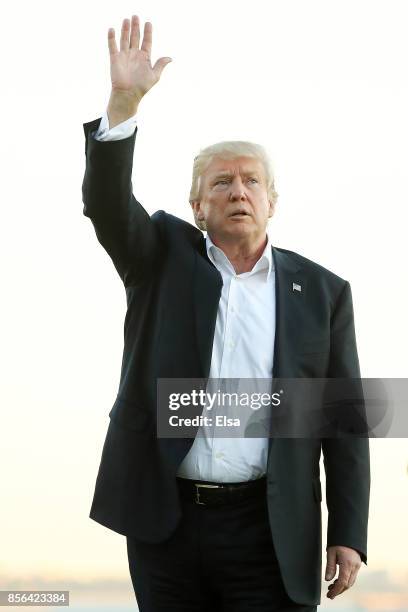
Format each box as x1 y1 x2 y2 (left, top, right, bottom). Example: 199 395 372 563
325 549 337 581
153 57 172 79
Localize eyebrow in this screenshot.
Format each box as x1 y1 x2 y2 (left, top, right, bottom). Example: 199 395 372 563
211 170 261 180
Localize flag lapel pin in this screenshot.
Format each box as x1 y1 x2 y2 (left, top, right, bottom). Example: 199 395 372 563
292 282 302 293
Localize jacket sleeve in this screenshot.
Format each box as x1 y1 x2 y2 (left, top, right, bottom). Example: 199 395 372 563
322 281 371 565
81 117 162 286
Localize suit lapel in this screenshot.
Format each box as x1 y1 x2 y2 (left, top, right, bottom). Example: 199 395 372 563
193 234 223 377
272 246 307 378
268 247 308 460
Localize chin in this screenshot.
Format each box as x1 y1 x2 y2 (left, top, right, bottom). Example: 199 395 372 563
225 226 253 239
228 220 253 231
208 222 253 241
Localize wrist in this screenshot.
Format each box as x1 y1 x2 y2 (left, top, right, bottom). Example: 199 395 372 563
107 90 141 128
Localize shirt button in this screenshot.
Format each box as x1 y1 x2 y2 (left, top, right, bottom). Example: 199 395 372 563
215 452 224 459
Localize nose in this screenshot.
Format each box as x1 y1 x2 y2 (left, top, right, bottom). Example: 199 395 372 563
228 177 247 201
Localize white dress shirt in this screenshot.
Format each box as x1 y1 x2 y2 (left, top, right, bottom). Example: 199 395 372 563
93 111 138 141
92 112 276 482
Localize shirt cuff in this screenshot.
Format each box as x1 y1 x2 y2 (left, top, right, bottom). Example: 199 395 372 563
92 110 137 141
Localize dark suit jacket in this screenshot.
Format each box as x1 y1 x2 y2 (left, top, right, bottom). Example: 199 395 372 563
82 117 370 606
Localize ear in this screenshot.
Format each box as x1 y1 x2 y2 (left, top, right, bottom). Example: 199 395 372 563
191 200 205 220
267 199 275 218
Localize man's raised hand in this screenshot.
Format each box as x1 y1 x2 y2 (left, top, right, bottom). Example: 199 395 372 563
107 15 172 126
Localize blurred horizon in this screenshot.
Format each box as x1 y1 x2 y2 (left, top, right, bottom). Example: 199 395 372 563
1 568 408 611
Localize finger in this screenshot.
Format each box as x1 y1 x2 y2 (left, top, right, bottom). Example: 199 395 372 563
346 564 361 589
325 550 337 580
129 14 140 49
141 21 152 56
331 583 347 597
152 57 172 79
108 28 118 55
328 581 345 599
328 581 347 598
325 563 336 581
329 567 352 598
120 18 130 53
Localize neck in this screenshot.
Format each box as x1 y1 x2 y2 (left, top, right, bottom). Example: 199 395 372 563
208 233 269 274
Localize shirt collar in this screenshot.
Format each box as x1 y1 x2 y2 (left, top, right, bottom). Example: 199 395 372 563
205 231 274 281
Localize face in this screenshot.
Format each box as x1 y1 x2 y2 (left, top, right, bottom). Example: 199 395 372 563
191 156 274 244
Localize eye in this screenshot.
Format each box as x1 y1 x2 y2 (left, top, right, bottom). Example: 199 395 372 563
215 180 229 185
248 178 258 183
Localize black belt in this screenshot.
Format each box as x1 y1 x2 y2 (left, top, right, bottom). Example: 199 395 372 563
176 476 267 506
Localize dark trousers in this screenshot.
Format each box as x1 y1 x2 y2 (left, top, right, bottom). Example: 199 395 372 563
126 481 317 612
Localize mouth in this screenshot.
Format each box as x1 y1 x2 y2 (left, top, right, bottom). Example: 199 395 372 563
229 209 251 218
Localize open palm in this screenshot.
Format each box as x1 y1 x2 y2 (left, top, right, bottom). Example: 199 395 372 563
108 15 172 100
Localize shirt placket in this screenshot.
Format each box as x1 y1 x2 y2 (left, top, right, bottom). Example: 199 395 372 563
212 270 244 480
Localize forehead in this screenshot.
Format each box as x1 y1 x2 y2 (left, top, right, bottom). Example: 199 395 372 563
204 155 265 178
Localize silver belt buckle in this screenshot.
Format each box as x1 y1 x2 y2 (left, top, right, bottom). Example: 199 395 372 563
195 483 220 505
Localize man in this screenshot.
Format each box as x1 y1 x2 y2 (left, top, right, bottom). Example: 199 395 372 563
82 15 370 612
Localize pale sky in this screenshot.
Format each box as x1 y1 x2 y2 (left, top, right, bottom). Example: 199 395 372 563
1 0 407 603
